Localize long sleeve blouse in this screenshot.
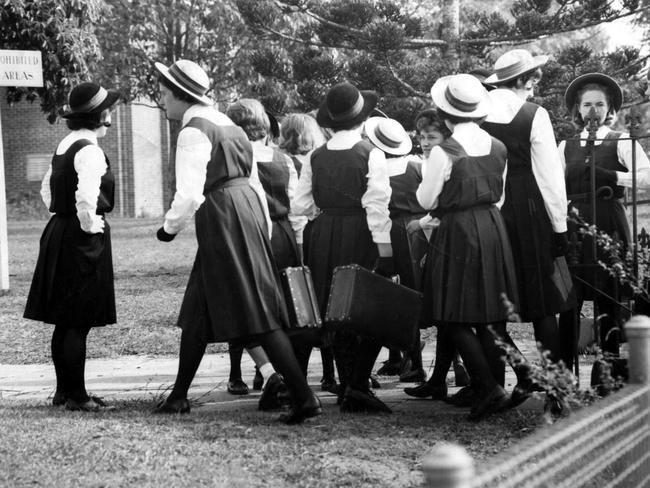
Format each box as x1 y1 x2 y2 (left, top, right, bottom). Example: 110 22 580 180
293 129 392 243
41 129 106 234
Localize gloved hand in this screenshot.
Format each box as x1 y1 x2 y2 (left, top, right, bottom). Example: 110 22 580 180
157 227 176 242
373 256 395 278
553 232 569 257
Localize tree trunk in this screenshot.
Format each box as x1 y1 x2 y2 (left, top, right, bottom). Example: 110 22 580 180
440 0 460 70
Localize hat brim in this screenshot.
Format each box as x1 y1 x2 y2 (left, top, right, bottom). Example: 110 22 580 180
62 90 121 119
316 90 378 129
484 55 548 85
364 117 412 156
154 62 212 106
564 72 623 112
430 76 490 119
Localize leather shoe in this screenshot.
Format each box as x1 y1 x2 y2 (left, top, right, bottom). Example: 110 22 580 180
227 378 249 395
399 368 426 383
153 397 190 414
320 377 340 395
468 385 509 420
65 397 109 412
453 360 470 387
278 394 322 424
340 386 392 413
404 382 447 400
445 386 478 407
253 367 264 391
52 390 66 406
258 373 286 411
506 383 532 409
370 375 381 389
377 360 402 376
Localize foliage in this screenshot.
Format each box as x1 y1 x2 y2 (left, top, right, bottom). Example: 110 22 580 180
0 0 106 123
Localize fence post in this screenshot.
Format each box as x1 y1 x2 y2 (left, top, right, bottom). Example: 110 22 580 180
625 315 650 385
422 442 474 488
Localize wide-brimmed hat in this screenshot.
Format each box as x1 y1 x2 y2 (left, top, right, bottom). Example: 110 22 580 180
430 74 490 119
564 72 623 112
154 59 212 105
485 49 548 85
316 82 378 129
468 68 496 91
62 82 120 119
364 117 412 156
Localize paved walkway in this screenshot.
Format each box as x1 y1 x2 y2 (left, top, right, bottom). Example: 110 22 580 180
0 342 596 415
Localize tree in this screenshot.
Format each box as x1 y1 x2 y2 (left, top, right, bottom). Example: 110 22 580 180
234 0 650 134
1 0 106 123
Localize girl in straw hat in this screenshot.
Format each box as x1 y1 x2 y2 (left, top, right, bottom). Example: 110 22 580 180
152 59 320 423
482 49 575 377
293 81 394 414
418 73 518 419
557 73 650 369
24 82 120 412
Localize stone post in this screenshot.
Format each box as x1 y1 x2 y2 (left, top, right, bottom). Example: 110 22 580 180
625 315 650 385
422 442 474 488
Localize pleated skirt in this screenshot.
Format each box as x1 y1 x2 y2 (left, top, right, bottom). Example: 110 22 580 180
24 214 116 328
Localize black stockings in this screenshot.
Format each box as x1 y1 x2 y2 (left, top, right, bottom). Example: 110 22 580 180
448 325 497 394
228 344 244 381
168 328 207 401
51 325 91 403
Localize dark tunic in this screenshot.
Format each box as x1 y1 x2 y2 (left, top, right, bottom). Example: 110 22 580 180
305 141 379 310
483 102 574 321
24 139 116 328
564 131 629 299
389 159 428 290
257 148 300 271
423 137 518 324
176 118 289 343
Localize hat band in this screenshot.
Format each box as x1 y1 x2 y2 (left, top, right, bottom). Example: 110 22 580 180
169 63 208 96
495 59 534 80
444 86 479 113
329 92 364 122
73 87 107 112
374 126 402 148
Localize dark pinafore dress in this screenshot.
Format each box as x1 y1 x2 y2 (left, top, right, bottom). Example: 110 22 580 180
24 139 116 328
483 103 574 321
389 159 428 291
564 131 630 300
176 118 290 343
423 137 518 325
305 141 379 311
257 148 300 270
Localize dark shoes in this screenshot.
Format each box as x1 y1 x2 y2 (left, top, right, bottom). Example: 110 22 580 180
399 368 426 383
507 382 532 409
340 386 392 414
453 360 470 387
227 378 249 395
468 385 509 421
278 394 323 424
153 397 191 414
258 373 286 411
320 377 340 395
65 396 112 412
404 382 447 400
445 386 479 407
376 360 402 376
52 390 66 406
253 367 264 391
369 375 381 389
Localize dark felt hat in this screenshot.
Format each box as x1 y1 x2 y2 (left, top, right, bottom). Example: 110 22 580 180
564 72 623 112
316 82 378 129
62 82 120 119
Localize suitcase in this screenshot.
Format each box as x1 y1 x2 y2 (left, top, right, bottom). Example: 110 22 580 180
280 266 322 329
325 264 422 350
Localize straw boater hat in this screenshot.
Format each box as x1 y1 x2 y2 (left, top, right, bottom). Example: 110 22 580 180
316 82 378 129
430 74 490 119
364 117 412 156
485 49 549 85
564 72 623 112
62 82 120 119
154 59 212 105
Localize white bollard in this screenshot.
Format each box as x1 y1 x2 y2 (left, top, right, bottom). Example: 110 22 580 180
422 442 475 488
624 315 650 385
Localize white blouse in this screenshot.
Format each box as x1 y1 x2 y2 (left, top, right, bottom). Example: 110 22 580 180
557 125 650 190
40 129 106 234
292 129 392 244
486 88 568 233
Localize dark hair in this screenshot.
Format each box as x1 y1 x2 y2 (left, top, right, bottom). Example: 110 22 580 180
415 111 452 139
331 121 363 133
570 82 616 128
226 99 270 141
158 75 200 104
65 114 104 130
437 109 486 126
499 67 543 89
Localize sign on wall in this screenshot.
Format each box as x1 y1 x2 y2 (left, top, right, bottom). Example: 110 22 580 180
0 50 44 88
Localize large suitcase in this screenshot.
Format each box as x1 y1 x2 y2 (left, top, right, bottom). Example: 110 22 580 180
324 264 422 350
280 266 322 329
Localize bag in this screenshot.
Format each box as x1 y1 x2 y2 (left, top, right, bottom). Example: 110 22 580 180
280 266 322 329
325 264 422 349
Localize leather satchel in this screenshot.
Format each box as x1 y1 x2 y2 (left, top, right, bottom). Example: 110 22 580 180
325 264 422 349
280 266 322 329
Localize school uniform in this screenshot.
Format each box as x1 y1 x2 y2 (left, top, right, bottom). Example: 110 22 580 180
167 104 290 344
25 130 116 328
482 89 574 321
